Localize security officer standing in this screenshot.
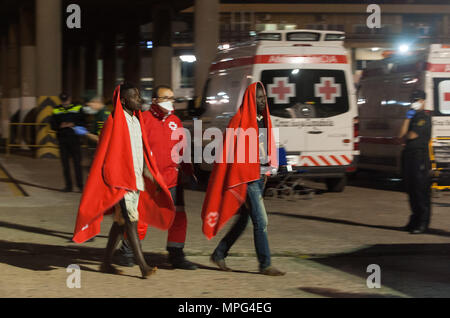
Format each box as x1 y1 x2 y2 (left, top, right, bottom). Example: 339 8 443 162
50 93 85 192
399 89 432 234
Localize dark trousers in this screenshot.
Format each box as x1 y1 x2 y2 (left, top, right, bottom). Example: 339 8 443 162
58 135 83 189
403 149 431 228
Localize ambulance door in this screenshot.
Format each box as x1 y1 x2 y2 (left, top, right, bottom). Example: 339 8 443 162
259 69 306 167
298 68 352 154
431 77 450 167
261 68 352 167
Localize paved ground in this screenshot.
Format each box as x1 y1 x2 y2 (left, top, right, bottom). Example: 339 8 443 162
1 153 450 298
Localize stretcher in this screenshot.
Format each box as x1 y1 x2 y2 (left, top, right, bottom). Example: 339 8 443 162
429 137 450 196
265 147 315 200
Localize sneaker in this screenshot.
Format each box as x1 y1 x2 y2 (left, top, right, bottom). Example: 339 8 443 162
260 266 286 276
210 255 232 271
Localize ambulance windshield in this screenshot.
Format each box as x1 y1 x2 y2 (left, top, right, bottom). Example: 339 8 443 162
261 69 349 118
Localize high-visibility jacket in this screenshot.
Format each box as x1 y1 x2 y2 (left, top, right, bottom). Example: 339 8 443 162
50 104 85 138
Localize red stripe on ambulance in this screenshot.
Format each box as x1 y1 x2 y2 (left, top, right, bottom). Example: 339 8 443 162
210 54 348 72
427 63 450 73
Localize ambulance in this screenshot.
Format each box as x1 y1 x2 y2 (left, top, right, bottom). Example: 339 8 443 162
358 44 450 175
194 29 359 192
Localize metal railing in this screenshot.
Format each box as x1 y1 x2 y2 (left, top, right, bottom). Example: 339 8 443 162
5 122 58 157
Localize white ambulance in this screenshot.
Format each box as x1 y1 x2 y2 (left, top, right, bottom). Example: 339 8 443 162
358 44 450 175
193 29 359 192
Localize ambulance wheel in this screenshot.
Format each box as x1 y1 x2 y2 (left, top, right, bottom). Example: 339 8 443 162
325 176 347 193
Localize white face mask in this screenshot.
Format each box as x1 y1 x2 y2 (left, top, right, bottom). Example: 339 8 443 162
158 101 174 112
83 106 99 115
411 101 423 111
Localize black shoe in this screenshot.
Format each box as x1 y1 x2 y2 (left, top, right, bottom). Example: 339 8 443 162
116 254 135 267
167 247 197 270
409 224 428 234
171 258 198 270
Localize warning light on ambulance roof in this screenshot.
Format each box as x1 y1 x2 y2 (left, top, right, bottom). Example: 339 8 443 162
398 44 410 54
291 69 300 75
179 55 196 63
218 44 230 50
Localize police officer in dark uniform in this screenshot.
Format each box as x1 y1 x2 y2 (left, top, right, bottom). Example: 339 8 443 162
399 89 432 234
50 93 85 192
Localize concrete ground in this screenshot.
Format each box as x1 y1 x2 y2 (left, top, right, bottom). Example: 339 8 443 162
0 153 450 298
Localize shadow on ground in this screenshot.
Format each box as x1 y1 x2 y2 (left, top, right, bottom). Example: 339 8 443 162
298 287 402 298
0 240 179 278
309 243 450 298
268 212 450 238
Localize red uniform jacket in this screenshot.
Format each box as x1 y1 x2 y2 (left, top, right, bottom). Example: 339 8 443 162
201 82 278 240
72 86 175 244
141 105 190 189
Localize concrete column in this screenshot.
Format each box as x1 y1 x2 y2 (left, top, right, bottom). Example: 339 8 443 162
152 6 172 88
194 0 219 98
20 8 37 125
72 45 86 103
85 39 99 101
6 23 21 142
102 33 117 101
36 0 62 158
0 34 8 139
124 25 141 87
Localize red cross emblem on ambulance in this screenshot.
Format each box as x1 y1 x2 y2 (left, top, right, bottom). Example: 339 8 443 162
314 77 341 104
267 77 296 104
439 80 450 110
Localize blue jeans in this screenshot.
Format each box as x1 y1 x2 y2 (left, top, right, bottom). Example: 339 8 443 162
213 176 271 270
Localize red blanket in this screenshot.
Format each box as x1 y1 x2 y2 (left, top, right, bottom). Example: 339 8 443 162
201 82 277 239
72 85 175 243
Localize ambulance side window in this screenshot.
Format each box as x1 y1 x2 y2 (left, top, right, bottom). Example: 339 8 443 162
261 69 349 118
201 70 249 116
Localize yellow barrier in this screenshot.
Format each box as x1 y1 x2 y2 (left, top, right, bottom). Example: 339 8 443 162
429 137 450 192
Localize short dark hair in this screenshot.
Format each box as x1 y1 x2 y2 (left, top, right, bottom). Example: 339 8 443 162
410 89 426 101
152 85 172 99
120 82 138 99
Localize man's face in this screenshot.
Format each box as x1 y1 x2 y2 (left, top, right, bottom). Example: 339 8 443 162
122 88 142 112
153 87 175 114
256 86 267 114
411 98 426 111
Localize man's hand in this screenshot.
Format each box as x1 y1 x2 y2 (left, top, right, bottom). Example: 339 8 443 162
144 166 162 193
